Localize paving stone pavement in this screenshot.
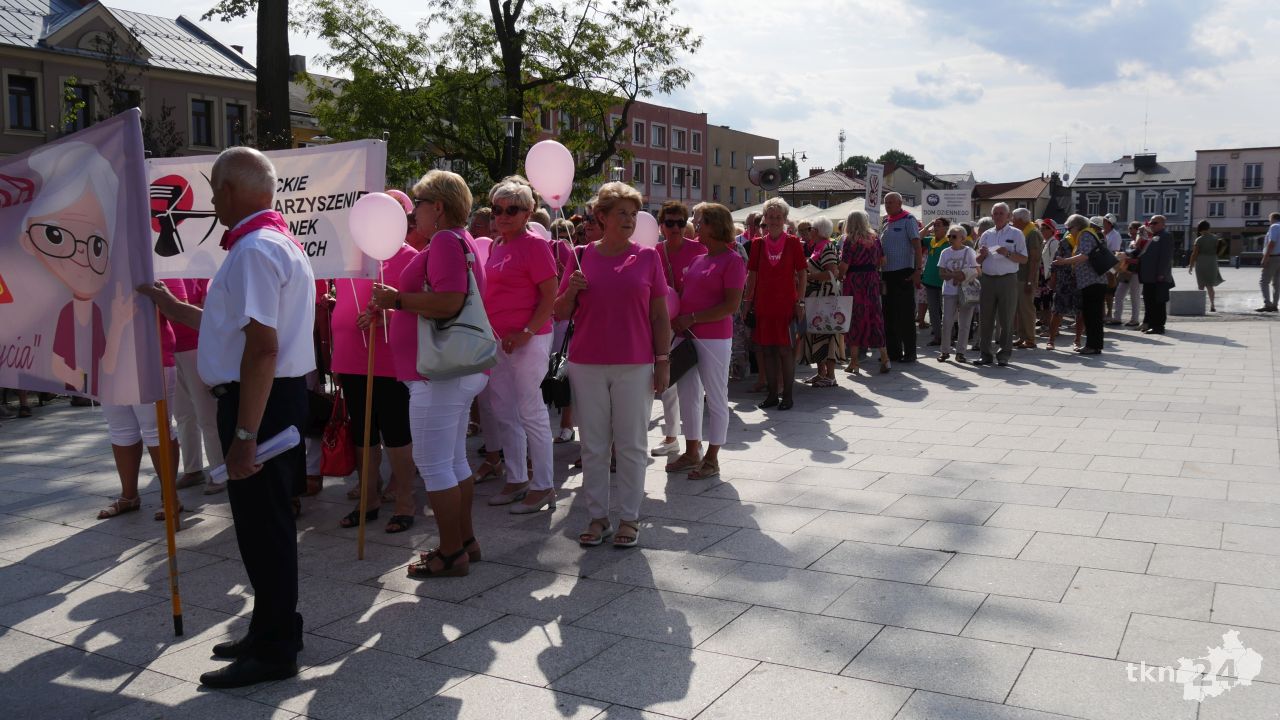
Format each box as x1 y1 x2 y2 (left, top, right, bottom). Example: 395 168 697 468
2 319 1278 720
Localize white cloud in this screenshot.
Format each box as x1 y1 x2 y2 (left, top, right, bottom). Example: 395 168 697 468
889 66 984 109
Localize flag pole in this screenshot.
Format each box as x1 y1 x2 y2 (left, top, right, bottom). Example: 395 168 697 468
356 330 376 560
154 309 184 636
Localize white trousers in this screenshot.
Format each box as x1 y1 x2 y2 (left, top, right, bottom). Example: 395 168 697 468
172 349 222 473
676 337 732 446
941 296 976 355
568 362 651 521
102 366 176 447
657 383 680 437
1112 275 1141 323
408 375 488 492
488 333 553 491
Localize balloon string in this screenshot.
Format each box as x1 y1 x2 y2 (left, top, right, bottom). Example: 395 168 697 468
380 265 388 344
350 279 366 349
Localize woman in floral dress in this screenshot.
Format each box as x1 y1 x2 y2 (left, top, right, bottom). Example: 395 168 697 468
1047 221 1082 350
838 210 890 374
800 217 846 387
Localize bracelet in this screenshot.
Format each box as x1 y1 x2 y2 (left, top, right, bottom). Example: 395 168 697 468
654 354 670 362
522 327 533 335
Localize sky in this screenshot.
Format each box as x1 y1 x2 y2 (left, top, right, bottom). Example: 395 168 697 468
112 0 1280 183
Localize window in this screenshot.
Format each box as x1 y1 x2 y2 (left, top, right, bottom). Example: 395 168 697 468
730 151 737 169
112 88 141 111
729 186 737 204
632 160 645 183
1142 192 1157 215
712 184 720 201
691 131 701 153
225 102 247 147
651 124 666 148
744 189 753 204
1245 163 1263 189
190 98 215 147
652 163 665 186
1209 164 1227 190
1107 193 1121 215
672 128 686 151
1016 201 1029 210
1162 192 1177 215
1086 192 1100 215
64 84 93 133
7 74 38 131
558 110 571 131
1208 201 1225 217
714 148 721 166
632 120 645 145
1244 200 1261 217
540 108 553 132
672 165 684 188
691 168 701 189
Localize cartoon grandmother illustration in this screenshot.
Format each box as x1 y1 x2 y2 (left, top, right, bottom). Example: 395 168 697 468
19 141 133 396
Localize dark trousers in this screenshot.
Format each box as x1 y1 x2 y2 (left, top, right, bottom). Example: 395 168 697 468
1080 283 1106 350
216 376 307 663
1142 282 1171 332
882 268 917 361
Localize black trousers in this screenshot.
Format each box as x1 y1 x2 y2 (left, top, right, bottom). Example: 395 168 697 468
1142 282 1171 332
216 376 307 663
1080 283 1107 350
882 268 917 361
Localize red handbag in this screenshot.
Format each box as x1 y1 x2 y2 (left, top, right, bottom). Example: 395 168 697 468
320 385 356 478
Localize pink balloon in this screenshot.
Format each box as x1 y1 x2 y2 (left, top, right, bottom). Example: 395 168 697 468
526 221 552 241
666 285 680 319
525 140 575 209
385 189 414 214
472 236 493 268
633 211 659 248
349 192 408 261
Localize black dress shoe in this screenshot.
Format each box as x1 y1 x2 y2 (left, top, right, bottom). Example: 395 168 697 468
200 656 298 688
997 361 1008 367
214 615 303 659
757 396 780 409
972 356 994 366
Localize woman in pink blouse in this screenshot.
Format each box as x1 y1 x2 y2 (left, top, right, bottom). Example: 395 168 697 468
480 177 559 514
370 170 487 578
651 200 706 464
554 182 672 548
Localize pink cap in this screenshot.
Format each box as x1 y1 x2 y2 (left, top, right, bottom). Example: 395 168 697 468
385 189 414 214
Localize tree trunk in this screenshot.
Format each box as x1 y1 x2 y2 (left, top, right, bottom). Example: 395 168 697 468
256 0 292 150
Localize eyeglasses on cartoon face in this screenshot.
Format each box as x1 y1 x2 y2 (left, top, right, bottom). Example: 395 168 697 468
26 223 109 275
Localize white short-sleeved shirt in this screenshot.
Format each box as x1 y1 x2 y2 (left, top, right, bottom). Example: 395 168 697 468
1267 222 1280 255
978 224 1026 276
938 245 977 297
1105 228 1122 252
198 213 317 386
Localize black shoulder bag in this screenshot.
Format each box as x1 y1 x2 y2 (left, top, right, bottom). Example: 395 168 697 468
540 246 583 408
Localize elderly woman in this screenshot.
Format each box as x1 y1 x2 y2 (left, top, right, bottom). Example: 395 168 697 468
921 217 950 346
670 203 745 480
936 224 978 362
838 210 890 374
1188 220 1224 312
1036 220 1060 331
742 197 807 410
556 182 671 548
471 176 561 515
1051 214 1106 355
800 216 845 387
1046 218 1082 351
372 169 488 577
652 200 706 462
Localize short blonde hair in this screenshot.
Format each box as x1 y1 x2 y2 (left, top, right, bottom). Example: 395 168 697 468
531 208 551 228
489 176 536 211
699 203 734 245
762 196 789 219
845 210 873 239
593 181 643 218
413 170 473 228
549 217 575 240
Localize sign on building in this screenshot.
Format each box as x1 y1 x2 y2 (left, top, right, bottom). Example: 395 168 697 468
922 189 973 224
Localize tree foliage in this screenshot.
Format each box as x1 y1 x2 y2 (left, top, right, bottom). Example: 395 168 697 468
836 154 872 176
204 0 292 149
876 148 917 167
779 156 798 185
300 0 700 199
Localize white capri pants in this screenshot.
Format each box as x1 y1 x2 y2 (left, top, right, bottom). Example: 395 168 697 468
676 337 732 446
656 383 680 437
477 385 502 455
408 374 488 492
172 349 223 473
102 366 177 447
568 362 652 522
488 333 553 491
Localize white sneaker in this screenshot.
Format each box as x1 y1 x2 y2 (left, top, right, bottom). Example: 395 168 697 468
650 438 680 456
554 427 576 444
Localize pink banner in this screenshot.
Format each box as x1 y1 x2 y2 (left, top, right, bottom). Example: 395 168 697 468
0 110 164 405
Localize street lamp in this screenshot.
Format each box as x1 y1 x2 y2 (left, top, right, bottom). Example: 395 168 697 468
499 115 522 176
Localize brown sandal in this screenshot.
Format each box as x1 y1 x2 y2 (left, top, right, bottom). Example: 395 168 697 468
688 458 720 481
407 547 469 578
97 496 141 519
665 453 702 473
420 536 483 564
578 518 613 546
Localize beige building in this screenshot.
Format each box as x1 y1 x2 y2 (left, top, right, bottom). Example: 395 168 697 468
706 124 779 210
1194 146 1280 256
882 163 954 206
1 0 255 158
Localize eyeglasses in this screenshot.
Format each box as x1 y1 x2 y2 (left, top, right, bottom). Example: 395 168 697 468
492 204 527 216
662 219 687 228
26 223 109 275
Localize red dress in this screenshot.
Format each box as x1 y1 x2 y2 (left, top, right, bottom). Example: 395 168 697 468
748 232 806 346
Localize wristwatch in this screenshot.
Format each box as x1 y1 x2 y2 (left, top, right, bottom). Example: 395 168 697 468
234 427 258 441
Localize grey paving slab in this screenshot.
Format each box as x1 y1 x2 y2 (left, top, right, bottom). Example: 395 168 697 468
1167 496 1280 527
1211 584 1280 632
147 631 353 690
1025 467 1128 491
586 547 742 594
985 504 1107 536
398 673 607 720
698 501 826 533
698 561 856 614
309 592 501 658
463 569 631 622
902 521 1034 558
1058 488 1172 516
1122 473 1228 500
793 509 923 544
572 587 748 647
698 527 841 569
843 626 1031 703
0 577 165 639
699 478 808 504
929 554 1077 602
1006 649 1195 720
1017 533 1154 574
97 680 301 719
808 540 953 584
880 494 1000 524
698 605 880 673
863 473 973 498
960 480 1069 507
1118 614 1280 685
551 637 757 720
51 600 241 668
964 594 1131 657
1196 678 1280 720
1097 513 1222 549
369 556 529 603
822 577 986 635
895 691 1082 720
0 561 78 607
1147 544 1280 589
1062 567 1215 621
785 486 902 514
697 662 911 720
424 614 621 685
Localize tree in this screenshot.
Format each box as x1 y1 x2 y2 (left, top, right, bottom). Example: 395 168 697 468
779 156 798 185
876 149 917 167
204 0 292 150
837 154 872 176
301 0 700 199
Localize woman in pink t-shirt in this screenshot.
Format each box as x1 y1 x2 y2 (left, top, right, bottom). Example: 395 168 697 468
650 200 707 464
479 177 559 514
554 182 672 549
670 203 745 481
163 278 225 496
370 170 487 579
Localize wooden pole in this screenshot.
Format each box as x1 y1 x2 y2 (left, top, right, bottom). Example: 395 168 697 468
356 331 376 560
154 309 184 636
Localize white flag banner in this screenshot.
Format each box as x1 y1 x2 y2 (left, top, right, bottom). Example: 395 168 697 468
148 139 386 279
864 162 884 225
921 188 973 224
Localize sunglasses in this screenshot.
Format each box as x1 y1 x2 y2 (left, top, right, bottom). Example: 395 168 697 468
412 197 431 208
663 219 687 228
492 204 527 216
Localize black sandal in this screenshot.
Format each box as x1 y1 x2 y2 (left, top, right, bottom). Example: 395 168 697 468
339 506 378 528
407 547 469 578
385 515 415 534
420 536 482 563
778 398 794 411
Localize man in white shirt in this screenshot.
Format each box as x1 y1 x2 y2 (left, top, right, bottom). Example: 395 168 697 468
1259 212 1280 312
974 203 1028 366
140 147 315 688
1101 214 1122 320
